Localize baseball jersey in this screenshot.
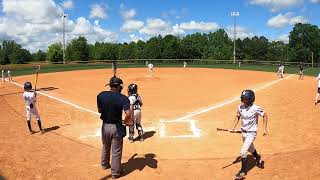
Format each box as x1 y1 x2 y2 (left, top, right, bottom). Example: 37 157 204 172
317 73 320 88
23 91 37 107
2 70 4 76
148 63 153 69
237 104 265 132
128 94 142 111
299 65 303 71
112 61 117 69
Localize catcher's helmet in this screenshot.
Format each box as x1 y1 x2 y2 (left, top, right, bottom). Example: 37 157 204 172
128 83 138 95
24 82 32 91
240 89 255 103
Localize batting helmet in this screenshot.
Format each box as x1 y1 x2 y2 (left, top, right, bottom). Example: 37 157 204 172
24 82 32 91
240 89 255 103
128 83 138 95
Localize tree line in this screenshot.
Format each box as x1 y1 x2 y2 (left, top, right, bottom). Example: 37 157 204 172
1 23 319 65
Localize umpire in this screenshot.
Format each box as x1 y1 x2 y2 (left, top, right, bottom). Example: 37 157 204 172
97 76 133 179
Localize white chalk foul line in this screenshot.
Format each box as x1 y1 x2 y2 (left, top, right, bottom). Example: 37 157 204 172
173 74 294 122
11 81 100 115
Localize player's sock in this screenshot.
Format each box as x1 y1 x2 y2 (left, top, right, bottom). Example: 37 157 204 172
37 120 43 131
252 150 260 160
240 157 248 173
27 121 32 131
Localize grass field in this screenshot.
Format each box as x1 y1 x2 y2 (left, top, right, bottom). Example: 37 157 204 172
1 62 320 77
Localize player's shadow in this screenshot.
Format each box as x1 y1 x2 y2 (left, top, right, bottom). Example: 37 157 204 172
42 124 70 134
133 131 156 142
37 87 59 91
99 153 158 180
222 155 259 180
122 153 158 176
0 91 24 96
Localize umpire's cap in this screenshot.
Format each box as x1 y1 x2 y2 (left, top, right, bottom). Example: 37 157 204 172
107 76 123 87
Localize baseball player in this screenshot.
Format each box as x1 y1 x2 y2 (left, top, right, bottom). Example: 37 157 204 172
127 83 144 142
315 72 320 105
298 62 304 80
183 61 187 68
23 82 44 134
7 69 13 82
112 60 117 76
230 90 268 180
147 63 154 76
145 60 149 67
1 70 4 82
277 63 284 78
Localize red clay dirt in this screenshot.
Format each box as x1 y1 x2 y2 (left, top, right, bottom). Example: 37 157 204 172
0 68 320 179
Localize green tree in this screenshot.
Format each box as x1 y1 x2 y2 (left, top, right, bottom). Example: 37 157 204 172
33 50 47 61
66 36 90 61
289 23 320 62
204 29 233 60
47 43 63 62
145 36 163 59
181 33 208 59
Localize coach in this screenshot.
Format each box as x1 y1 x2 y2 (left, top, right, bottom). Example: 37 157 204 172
97 76 133 179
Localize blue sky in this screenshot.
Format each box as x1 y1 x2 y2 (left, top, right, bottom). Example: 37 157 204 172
0 0 319 51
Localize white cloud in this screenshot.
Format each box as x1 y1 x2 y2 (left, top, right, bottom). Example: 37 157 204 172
275 34 289 43
121 20 144 33
249 0 302 11
267 13 307 28
179 21 220 31
139 18 185 37
62 0 73 9
89 4 108 19
121 9 136 20
226 26 255 39
310 0 320 3
162 8 188 19
0 0 117 52
2 0 61 24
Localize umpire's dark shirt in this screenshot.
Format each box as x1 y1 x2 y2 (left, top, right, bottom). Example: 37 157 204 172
97 91 130 124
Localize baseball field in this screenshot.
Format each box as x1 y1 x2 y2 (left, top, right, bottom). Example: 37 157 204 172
1 66 320 179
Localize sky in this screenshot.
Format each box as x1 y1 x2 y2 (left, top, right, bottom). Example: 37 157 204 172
0 0 319 52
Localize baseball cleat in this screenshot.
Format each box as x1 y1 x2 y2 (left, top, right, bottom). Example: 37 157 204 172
128 137 134 143
235 171 246 180
256 159 264 169
102 163 111 170
29 130 36 135
139 136 144 142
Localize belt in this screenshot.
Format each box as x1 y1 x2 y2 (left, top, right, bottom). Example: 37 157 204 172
241 129 256 133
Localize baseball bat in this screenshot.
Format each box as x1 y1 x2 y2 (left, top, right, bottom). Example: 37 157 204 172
34 65 40 91
216 128 242 133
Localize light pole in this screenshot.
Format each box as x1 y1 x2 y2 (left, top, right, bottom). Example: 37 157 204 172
231 11 239 64
61 13 67 64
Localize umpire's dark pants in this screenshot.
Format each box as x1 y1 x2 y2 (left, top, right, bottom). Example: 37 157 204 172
101 123 123 177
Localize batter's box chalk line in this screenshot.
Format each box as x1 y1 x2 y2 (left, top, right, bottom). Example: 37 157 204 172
79 126 157 139
159 119 201 138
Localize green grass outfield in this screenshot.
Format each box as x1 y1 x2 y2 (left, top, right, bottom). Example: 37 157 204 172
1 62 319 77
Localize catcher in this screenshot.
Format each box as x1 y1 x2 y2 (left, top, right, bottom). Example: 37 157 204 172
127 83 144 142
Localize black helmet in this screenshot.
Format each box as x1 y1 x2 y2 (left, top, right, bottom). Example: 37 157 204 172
128 83 138 95
240 89 255 103
24 82 32 91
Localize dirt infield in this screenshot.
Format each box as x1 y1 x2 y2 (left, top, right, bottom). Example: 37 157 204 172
1 68 320 179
